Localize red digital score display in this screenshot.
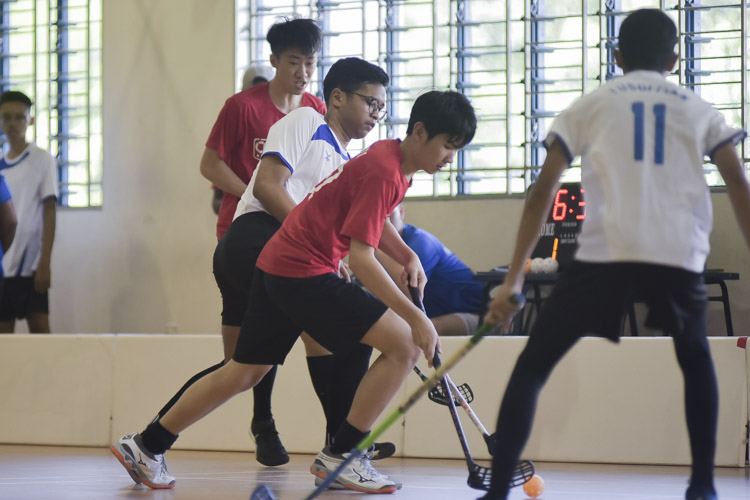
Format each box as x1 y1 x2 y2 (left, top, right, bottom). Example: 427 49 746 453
532 182 586 271
551 187 586 222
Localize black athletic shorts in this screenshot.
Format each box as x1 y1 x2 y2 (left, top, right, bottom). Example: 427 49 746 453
0 274 50 320
529 261 708 343
233 269 389 365
213 211 281 326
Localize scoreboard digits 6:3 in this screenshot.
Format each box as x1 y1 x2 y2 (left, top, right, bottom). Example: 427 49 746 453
531 182 586 270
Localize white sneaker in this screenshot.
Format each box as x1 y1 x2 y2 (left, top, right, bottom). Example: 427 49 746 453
310 446 399 494
110 433 176 489
314 474 403 491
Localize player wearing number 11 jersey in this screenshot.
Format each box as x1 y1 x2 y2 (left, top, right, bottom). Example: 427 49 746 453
482 9 750 500
551 60 743 273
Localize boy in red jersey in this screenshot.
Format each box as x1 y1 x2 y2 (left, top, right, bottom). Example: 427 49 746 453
201 18 325 241
110 90 476 492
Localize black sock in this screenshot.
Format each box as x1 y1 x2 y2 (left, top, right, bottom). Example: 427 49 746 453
307 354 335 441
328 344 373 442
141 420 178 456
330 420 368 455
153 360 225 422
251 365 278 422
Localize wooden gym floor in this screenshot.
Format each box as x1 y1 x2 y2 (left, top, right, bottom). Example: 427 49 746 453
0 445 748 500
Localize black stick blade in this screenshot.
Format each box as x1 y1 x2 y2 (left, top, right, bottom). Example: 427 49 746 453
466 459 535 490
426 381 474 406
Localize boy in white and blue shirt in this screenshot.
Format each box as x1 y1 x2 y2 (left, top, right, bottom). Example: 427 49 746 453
483 9 750 500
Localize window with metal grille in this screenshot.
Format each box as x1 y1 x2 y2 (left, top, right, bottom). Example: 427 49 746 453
0 0 102 208
236 0 749 198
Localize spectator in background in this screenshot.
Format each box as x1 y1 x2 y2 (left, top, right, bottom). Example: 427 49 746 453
0 90 57 334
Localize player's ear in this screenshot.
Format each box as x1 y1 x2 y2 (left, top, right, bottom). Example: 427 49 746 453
329 88 345 110
411 121 428 143
269 53 278 69
613 49 626 72
666 52 679 72
29 115 34 127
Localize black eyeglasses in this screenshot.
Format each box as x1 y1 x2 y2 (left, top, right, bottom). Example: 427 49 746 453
347 91 387 121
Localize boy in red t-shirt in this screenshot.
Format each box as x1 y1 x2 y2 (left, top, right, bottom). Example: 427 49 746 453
112 91 477 493
201 19 326 241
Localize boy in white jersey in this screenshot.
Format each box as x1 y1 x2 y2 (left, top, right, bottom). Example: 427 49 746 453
0 91 58 334
112 57 393 487
481 9 750 500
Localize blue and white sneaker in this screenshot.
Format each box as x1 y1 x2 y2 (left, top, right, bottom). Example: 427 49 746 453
110 432 175 489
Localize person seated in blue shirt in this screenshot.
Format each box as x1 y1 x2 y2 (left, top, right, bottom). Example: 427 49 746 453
386 204 483 335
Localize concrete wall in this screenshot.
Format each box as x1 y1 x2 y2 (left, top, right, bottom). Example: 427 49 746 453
1 335 747 466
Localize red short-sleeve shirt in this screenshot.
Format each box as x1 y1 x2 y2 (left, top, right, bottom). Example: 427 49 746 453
257 140 410 277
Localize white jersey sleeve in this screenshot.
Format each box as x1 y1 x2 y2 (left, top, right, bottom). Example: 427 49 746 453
234 107 350 219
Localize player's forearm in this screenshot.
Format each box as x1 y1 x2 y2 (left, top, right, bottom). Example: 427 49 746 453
714 142 750 252
507 177 560 289
378 221 416 267
724 175 750 252
374 249 408 293
253 180 296 223
199 148 246 198
350 241 422 324
38 199 56 267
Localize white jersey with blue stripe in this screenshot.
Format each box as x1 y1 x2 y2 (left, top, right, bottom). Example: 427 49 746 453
545 70 745 273
0 143 58 277
235 107 350 218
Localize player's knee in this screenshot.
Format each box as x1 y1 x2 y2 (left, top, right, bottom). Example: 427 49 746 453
401 342 422 368
222 362 270 393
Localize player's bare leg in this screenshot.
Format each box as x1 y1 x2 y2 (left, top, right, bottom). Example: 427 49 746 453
348 309 421 430
0 319 15 333
160 361 273 434
27 312 50 333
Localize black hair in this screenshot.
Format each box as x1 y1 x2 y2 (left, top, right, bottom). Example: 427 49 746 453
0 90 33 109
322 58 389 104
266 17 322 56
618 9 677 71
406 90 476 148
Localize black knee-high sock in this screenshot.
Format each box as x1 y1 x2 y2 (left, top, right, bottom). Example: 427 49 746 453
485 334 577 499
251 365 278 422
307 354 335 439
153 360 225 422
673 334 718 491
330 420 368 455
327 343 373 443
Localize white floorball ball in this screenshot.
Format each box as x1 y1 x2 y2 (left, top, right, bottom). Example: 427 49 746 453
530 257 545 273
541 257 559 273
